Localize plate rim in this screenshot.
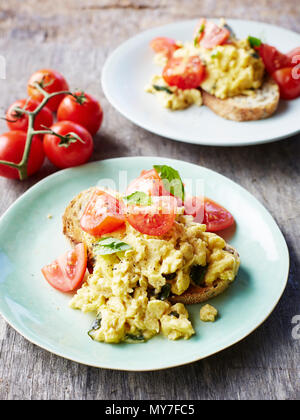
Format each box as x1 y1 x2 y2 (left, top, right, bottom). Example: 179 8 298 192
101 18 300 147
0 157 290 371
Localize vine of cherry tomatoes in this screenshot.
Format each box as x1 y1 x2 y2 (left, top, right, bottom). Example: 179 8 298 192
0 69 103 180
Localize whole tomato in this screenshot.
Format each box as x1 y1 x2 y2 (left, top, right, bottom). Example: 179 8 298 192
27 69 69 111
6 98 53 132
57 92 103 135
43 121 94 169
0 131 45 179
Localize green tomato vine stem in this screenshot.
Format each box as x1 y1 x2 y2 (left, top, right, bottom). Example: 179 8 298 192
0 83 73 181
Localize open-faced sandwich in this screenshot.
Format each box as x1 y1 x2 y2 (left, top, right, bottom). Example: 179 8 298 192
145 18 300 121
42 165 240 344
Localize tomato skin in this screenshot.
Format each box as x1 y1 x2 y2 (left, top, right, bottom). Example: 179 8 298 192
0 131 45 179
272 67 300 100
126 196 177 236
163 56 206 90
80 190 125 236
150 37 180 59
57 92 103 136
42 243 87 293
195 20 230 49
257 44 292 74
43 121 94 169
27 69 69 111
287 47 300 61
6 98 53 132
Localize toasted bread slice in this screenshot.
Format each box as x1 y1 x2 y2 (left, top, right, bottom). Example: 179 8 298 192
63 188 239 304
170 245 239 304
202 77 280 122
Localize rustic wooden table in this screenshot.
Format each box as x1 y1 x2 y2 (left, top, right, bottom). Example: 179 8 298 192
0 0 299 400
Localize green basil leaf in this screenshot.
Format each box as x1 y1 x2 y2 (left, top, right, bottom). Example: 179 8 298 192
88 313 102 340
248 36 262 48
153 85 173 94
153 164 185 201
94 237 132 255
169 311 180 319
190 265 208 286
157 283 171 301
124 333 145 343
124 191 152 206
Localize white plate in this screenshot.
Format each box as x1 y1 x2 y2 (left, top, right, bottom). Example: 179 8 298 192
102 19 300 146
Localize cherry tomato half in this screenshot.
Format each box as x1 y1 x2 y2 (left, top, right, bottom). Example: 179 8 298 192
163 56 206 90
272 67 300 100
126 196 177 236
57 92 103 136
126 169 169 197
150 37 180 59
194 19 230 49
27 69 69 111
6 98 53 132
0 131 45 179
80 190 125 236
42 243 87 292
257 44 292 74
43 121 94 169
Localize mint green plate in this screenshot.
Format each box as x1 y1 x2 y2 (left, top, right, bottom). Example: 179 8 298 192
0 157 289 371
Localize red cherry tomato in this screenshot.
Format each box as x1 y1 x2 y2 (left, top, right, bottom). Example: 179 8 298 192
150 37 180 59
80 190 125 236
27 69 69 111
42 243 87 293
126 196 177 236
272 67 300 100
6 98 53 132
195 20 230 49
257 44 292 74
57 92 103 136
43 121 94 169
163 56 206 90
126 169 169 197
203 198 234 232
287 47 300 61
0 131 45 179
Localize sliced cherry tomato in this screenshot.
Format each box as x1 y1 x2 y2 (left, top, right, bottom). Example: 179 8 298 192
43 121 94 169
0 131 45 179
126 169 169 197
57 92 103 136
80 190 125 236
272 67 300 100
42 243 87 292
163 56 206 90
126 196 177 236
257 44 292 74
287 47 300 61
196 20 230 49
150 37 180 59
6 98 53 132
27 69 69 111
193 18 206 45
203 198 234 232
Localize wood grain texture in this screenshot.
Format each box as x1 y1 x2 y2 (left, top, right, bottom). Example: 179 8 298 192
0 0 300 400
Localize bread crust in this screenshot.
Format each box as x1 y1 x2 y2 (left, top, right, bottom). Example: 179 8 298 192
202 77 280 122
63 189 240 304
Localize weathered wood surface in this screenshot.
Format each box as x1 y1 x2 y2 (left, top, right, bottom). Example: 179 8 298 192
0 0 299 400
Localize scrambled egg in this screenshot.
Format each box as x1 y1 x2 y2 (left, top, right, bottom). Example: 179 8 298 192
70 215 238 344
145 75 202 110
146 33 265 108
200 304 218 322
174 39 265 99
